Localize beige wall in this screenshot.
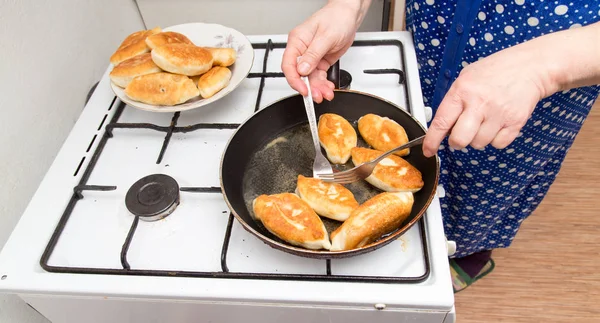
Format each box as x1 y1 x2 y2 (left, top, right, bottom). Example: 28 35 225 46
0 0 144 322
135 0 386 34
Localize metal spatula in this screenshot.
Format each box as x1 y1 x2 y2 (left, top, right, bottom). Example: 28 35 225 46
318 135 425 184
299 71 334 178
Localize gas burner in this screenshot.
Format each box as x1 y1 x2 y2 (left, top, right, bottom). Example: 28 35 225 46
125 174 180 221
339 69 352 90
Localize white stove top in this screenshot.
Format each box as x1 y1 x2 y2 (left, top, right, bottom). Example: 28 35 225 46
0 31 454 314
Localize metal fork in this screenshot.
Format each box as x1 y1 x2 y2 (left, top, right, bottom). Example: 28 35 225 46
299 73 334 178
318 135 425 184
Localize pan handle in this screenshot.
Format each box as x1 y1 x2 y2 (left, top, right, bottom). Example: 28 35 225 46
326 61 340 90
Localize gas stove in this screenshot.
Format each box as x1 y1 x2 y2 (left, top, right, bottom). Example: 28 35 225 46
0 31 455 323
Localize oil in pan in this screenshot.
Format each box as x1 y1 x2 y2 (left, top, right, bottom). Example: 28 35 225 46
242 120 382 235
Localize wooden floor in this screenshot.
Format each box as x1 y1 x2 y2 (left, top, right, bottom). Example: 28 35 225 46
454 100 600 322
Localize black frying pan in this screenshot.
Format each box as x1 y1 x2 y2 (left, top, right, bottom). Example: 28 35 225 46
219 63 439 259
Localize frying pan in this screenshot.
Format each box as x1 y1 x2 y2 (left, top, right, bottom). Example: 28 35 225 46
219 63 439 259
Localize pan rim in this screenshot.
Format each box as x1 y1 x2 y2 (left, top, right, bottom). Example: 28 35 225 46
219 89 440 258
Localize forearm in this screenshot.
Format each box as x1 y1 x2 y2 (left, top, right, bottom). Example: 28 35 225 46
329 0 373 28
534 21 600 96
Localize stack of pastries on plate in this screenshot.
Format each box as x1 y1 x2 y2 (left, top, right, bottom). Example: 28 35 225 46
108 26 237 106
252 113 425 251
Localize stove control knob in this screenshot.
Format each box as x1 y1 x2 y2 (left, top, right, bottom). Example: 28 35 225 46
437 184 445 198
447 240 457 256
424 106 433 122
374 303 386 310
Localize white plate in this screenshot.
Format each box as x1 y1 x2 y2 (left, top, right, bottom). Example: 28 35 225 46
110 22 254 113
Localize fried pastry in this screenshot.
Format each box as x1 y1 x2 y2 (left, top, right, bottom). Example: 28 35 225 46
351 147 424 193
151 43 213 76
145 31 193 50
109 53 162 88
317 113 357 164
124 72 199 106
252 193 331 250
358 113 410 156
330 192 414 251
295 175 359 222
205 47 237 67
197 66 232 98
110 27 162 65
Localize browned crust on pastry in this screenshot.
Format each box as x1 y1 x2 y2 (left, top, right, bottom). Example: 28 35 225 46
124 72 199 106
109 53 162 88
330 192 414 251
317 113 357 164
358 113 410 156
197 66 232 98
145 31 193 50
296 174 359 221
252 193 330 250
151 43 214 76
110 27 162 65
351 147 424 192
205 47 237 67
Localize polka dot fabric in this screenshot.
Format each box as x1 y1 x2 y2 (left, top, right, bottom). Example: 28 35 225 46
406 0 600 257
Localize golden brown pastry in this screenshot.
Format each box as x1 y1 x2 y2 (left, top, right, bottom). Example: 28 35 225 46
317 113 357 164
330 192 414 251
295 175 359 222
124 72 199 106
358 113 410 156
145 31 193 50
110 27 162 65
197 66 232 98
109 53 162 88
205 47 237 67
151 43 214 76
252 193 331 250
351 147 424 193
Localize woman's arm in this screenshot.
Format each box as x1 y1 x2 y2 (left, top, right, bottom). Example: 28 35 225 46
546 22 600 92
422 21 600 157
281 0 372 102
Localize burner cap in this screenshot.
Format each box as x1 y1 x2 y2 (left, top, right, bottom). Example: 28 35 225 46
125 174 180 221
339 69 352 90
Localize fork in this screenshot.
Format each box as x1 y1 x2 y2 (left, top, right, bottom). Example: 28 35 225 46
299 71 334 178
318 135 426 184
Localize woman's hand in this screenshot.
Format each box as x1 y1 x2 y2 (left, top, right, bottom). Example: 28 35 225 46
422 46 550 157
281 0 372 103
423 21 600 157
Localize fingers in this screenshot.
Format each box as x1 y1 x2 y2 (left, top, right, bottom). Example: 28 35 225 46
282 31 309 96
470 118 502 149
298 36 335 76
490 126 520 149
311 86 323 103
309 70 334 102
423 93 463 157
448 109 485 150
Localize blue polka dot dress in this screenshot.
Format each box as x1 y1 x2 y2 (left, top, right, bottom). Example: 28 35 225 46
405 0 600 258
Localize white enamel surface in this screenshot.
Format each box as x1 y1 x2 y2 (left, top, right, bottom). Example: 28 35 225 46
0 32 453 311
110 23 255 113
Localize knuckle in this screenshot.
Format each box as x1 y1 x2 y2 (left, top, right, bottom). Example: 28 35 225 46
448 135 468 149
453 76 472 98
492 142 509 150
491 138 510 149
288 27 302 39
303 49 322 62
430 116 453 131
470 141 487 150
503 110 528 128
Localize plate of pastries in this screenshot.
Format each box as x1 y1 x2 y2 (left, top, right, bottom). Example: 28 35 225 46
108 22 254 113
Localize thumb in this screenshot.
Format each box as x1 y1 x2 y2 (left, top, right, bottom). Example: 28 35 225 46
297 38 334 76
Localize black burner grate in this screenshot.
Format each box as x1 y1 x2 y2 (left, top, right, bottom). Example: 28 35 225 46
40 39 431 284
